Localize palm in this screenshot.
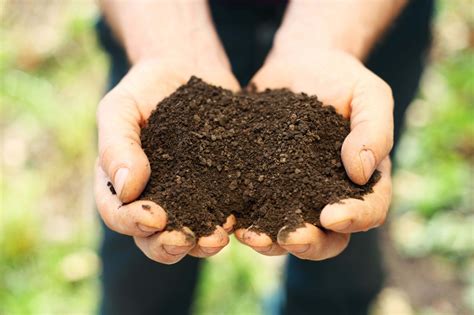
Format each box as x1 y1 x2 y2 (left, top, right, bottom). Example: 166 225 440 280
113 61 240 121
253 50 382 117
95 59 240 263
234 49 394 260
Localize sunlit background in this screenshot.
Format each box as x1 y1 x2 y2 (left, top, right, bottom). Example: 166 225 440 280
1 1 473 314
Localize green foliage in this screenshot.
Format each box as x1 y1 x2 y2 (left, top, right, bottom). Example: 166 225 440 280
193 239 283 315
1 2 105 314
394 51 473 219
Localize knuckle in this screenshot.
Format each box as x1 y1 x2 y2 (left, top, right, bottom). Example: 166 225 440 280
366 203 387 229
96 201 115 228
353 206 374 232
145 245 171 264
376 79 393 101
98 143 114 166
101 214 119 233
367 203 381 229
97 94 114 122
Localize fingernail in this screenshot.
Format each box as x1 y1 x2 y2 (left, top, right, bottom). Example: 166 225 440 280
283 244 310 254
137 224 157 233
114 168 129 198
182 229 196 245
277 226 296 243
201 246 223 255
359 149 375 182
327 219 352 231
163 245 190 256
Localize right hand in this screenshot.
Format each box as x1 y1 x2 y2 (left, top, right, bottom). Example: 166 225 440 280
94 58 240 264
234 48 393 260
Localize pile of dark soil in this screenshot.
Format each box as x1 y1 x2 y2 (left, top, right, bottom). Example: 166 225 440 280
138 77 379 240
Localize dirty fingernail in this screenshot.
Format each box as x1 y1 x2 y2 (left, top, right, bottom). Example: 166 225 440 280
163 245 191 256
114 168 129 198
223 216 235 232
359 149 376 182
182 230 196 246
277 226 294 243
283 244 310 254
137 223 157 233
327 219 352 231
242 230 255 242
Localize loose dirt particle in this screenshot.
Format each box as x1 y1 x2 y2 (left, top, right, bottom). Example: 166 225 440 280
107 182 116 195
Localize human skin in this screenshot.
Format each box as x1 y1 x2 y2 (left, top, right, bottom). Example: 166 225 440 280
95 0 240 264
234 0 407 258
95 0 406 263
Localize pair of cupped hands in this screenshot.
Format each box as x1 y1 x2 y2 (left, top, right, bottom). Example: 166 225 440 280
94 44 394 264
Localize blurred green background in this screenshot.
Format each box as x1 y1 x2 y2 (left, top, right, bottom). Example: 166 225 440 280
0 1 472 314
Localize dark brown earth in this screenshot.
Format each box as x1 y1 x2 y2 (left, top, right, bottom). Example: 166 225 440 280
137 76 380 240
107 181 116 195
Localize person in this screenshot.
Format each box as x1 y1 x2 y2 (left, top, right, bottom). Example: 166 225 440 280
94 1 434 314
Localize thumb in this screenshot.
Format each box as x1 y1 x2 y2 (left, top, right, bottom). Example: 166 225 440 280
342 75 394 185
97 87 150 203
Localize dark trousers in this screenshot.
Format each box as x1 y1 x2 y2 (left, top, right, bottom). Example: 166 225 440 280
97 1 434 314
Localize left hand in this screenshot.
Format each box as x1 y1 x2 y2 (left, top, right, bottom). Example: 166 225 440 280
94 59 240 264
234 48 393 260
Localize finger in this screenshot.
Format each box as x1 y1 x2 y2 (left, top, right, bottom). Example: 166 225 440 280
198 71 241 93
97 85 151 203
134 227 196 265
95 163 167 237
222 215 236 234
320 158 392 233
250 64 290 92
234 229 287 256
187 215 235 257
342 73 394 185
188 226 230 258
277 223 350 260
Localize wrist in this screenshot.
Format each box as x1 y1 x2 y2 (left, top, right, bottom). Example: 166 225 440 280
126 27 227 68
101 0 228 67
271 24 368 61
271 0 407 61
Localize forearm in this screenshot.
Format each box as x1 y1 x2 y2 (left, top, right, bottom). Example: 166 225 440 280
99 0 227 66
273 0 408 60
